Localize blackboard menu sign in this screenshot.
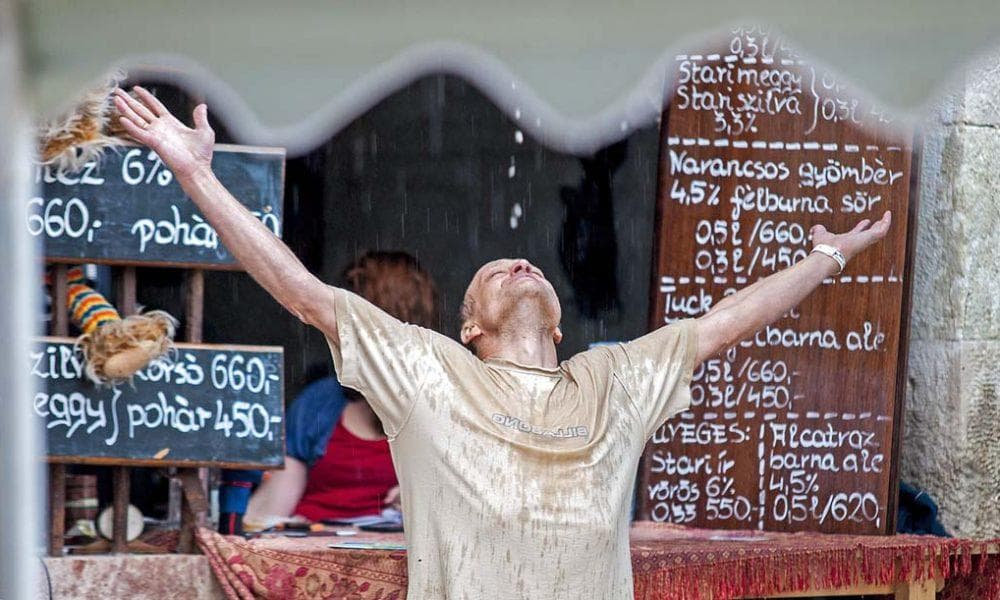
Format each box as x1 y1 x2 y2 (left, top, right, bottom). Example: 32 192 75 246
32 337 284 468
639 27 917 534
28 144 284 268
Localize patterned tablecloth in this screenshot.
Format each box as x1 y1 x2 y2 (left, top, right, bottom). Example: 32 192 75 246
196 522 999 599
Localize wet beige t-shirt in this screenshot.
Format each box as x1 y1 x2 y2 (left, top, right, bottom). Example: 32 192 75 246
327 289 697 599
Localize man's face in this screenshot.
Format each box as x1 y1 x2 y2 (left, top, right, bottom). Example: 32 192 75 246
462 258 562 347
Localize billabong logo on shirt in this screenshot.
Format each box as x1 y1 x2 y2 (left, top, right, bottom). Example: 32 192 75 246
492 413 589 438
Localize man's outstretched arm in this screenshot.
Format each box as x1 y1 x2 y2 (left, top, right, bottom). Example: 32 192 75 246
693 212 893 363
113 87 340 342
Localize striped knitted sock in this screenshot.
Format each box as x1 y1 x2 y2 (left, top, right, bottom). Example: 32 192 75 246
63 267 121 334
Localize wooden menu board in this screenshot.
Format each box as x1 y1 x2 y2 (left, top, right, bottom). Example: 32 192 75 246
29 143 284 268
638 27 917 534
33 338 285 468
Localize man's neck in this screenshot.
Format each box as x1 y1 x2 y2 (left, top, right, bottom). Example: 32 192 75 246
479 327 559 369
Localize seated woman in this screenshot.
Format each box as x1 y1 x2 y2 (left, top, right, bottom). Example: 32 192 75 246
220 251 439 531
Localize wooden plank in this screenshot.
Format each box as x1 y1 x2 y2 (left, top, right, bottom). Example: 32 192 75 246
44 455 285 470
764 582 895 597
894 579 936 600
111 466 130 553
51 264 68 336
185 270 204 343
47 464 66 556
47 265 69 557
116 266 137 315
886 136 924 532
177 468 201 553
756 578 940 598
44 256 249 271
177 469 209 513
181 263 206 547
638 27 915 534
38 335 282 354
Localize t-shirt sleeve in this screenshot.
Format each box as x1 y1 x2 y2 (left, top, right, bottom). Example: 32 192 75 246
612 319 699 438
325 287 443 437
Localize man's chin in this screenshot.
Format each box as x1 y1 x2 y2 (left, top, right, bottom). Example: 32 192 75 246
499 290 559 320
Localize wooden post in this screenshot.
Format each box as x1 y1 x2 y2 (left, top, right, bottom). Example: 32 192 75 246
178 269 206 552
116 266 137 313
48 264 69 556
47 464 66 556
894 579 936 600
111 267 137 553
185 269 204 342
51 264 68 338
111 467 130 553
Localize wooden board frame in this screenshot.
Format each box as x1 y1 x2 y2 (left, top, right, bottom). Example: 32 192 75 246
35 336 286 470
638 28 921 535
33 143 285 270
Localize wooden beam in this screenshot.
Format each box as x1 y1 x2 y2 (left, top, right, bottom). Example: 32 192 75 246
178 268 206 551
894 579 937 600
185 269 204 343
47 265 69 557
766 583 896 597
111 466 130 553
116 266 138 315
762 579 939 599
177 468 201 553
47 464 65 556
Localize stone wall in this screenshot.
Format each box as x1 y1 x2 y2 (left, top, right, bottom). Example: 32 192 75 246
902 51 1000 538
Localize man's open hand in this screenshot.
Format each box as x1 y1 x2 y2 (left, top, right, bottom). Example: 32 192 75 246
810 211 892 262
113 86 215 181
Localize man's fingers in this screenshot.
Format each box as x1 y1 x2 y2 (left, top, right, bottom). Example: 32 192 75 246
117 115 152 145
132 85 169 117
850 219 871 233
809 224 827 239
113 95 148 129
870 211 892 237
115 88 156 123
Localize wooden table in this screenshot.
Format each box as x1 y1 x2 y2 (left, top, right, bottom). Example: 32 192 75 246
195 523 999 599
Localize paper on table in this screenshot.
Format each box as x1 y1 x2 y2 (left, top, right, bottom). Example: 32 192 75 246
330 507 402 527
327 540 407 551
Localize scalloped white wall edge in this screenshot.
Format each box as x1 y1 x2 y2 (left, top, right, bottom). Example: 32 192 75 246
112 34 944 157
71 30 990 157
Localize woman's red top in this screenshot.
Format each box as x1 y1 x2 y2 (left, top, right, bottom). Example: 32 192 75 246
293 419 398 521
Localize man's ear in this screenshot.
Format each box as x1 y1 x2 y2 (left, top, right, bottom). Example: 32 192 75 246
553 326 563 345
461 322 483 346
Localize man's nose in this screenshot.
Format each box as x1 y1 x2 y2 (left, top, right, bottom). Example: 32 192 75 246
510 260 530 275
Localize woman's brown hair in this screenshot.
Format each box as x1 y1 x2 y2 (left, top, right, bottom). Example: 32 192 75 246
342 251 439 330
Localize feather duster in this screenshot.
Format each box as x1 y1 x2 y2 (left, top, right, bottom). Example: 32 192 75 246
37 69 129 176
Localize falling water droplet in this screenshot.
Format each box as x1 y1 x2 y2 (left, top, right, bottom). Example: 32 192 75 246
515 108 521 119
514 130 524 144
508 157 516 178
620 120 629 132
509 216 519 229
513 203 523 217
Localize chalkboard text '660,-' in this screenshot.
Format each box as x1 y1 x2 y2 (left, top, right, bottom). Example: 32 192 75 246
32 339 285 467
31 144 285 267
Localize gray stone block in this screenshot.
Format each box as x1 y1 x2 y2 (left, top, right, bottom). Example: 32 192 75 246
954 47 1000 127
902 340 1000 538
911 122 965 340
948 126 1000 339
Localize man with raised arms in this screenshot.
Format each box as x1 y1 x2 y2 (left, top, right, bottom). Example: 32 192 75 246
114 87 891 599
